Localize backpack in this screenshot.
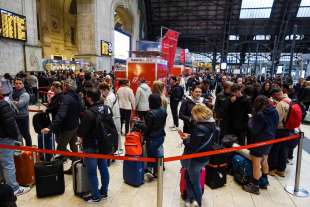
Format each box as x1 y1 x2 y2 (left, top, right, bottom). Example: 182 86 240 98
32 112 51 134
125 131 143 156
282 99 303 130
90 105 118 154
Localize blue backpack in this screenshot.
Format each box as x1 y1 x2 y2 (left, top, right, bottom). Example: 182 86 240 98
232 154 269 186
231 154 252 185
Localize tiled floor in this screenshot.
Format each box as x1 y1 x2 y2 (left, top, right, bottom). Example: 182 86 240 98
16 106 310 207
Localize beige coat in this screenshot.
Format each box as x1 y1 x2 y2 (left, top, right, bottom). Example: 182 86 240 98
117 86 135 110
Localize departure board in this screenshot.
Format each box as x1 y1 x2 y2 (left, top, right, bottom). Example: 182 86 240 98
101 40 112 56
0 9 27 41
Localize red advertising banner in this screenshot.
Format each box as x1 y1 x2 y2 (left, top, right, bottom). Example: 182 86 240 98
161 29 179 73
180 49 185 64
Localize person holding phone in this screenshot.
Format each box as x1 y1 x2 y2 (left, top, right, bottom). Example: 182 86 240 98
180 104 216 207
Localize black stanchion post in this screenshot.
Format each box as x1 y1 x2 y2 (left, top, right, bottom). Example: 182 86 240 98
285 132 309 197
157 157 164 207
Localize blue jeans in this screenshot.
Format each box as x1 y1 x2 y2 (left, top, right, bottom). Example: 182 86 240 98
146 136 164 174
16 116 32 146
84 148 109 199
0 138 19 191
181 159 209 206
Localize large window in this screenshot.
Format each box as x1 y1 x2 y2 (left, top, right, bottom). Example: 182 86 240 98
114 30 131 60
240 0 274 19
297 0 310 17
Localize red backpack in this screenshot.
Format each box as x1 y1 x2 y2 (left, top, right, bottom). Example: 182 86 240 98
125 132 143 156
282 99 302 130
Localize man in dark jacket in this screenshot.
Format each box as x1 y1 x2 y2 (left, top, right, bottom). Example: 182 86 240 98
214 81 233 138
169 77 184 130
42 79 83 174
12 78 32 146
227 84 251 145
78 89 113 203
0 87 31 196
179 85 208 133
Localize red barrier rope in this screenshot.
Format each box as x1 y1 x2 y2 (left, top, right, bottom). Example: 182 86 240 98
164 134 300 162
28 109 44 113
0 144 156 163
0 134 300 163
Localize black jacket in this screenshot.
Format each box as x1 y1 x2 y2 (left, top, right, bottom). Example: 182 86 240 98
46 93 63 120
248 106 279 143
170 85 184 102
49 90 83 132
179 96 208 133
227 96 251 132
184 121 216 162
299 87 310 105
144 107 167 139
78 103 115 149
0 100 19 139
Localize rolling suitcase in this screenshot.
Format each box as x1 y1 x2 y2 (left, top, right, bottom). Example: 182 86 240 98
72 142 90 197
123 158 144 187
180 167 206 200
34 133 65 198
205 163 227 189
14 151 35 186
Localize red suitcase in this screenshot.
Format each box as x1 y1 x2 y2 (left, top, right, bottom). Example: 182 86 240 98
14 151 35 186
180 167 206 200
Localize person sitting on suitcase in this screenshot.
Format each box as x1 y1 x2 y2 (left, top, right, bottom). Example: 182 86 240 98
78 88 116 203
243 95 279 195
144 94 167 178
0 87 31 196
180 104 216 207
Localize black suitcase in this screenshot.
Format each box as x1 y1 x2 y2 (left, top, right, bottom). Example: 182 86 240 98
34 133 65 198
205 143 228 189
205 163 227 189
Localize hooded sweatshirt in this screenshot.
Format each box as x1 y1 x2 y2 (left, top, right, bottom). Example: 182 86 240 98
248 106 279 142
135 83 151 112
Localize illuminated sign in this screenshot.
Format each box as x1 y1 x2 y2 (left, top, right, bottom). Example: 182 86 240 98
0 9 27 41
101 40 112 56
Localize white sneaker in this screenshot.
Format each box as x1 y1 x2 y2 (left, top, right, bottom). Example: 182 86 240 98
184 201 191 207
14 186 31 196
191 200 200 207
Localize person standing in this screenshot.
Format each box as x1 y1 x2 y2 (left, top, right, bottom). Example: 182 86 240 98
180 104 216 207
78 89 113 203
135 80 151 120
169 77 184 130
243 96 279 194
0 86 31 196
268 88 291 177
144 94 167 178
179 85 208 134
117 80 135 135
12 78 32 146
28 72 39 104
99 83 123 154
42 79 83 174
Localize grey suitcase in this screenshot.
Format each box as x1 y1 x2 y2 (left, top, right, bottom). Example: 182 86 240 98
72 142 90 197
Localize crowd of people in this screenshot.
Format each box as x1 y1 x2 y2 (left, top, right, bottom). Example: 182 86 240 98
0 69 309 206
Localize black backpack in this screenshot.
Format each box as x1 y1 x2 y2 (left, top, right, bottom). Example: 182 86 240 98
33 112 51 134
90 105 118 154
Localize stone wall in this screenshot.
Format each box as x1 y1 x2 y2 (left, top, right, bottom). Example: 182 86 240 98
0 0 40 74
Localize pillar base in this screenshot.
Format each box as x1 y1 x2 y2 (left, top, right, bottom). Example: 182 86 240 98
285 186 309 198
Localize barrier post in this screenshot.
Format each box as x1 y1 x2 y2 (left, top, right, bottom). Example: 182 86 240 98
285 132 309 197
157 157 164 207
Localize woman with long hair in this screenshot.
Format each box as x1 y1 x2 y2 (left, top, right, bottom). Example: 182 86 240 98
243 95 279 195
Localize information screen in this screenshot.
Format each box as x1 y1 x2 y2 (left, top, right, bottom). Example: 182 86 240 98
114 30 130 60
101 40 112 56
0 8 27 41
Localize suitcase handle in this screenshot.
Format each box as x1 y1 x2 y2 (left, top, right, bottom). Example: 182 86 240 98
42 132 56 160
